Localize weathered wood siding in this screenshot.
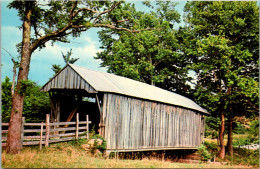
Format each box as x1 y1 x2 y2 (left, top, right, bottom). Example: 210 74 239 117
42 66 97 93
102 93 204 151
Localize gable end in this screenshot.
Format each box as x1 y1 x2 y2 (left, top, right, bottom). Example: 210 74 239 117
41 65 97 93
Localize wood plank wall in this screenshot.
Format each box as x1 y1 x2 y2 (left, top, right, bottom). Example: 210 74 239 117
42 66 97 93
102 93 204 151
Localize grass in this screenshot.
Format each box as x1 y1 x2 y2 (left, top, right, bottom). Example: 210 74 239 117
2 141 255 168
204 134 249 145
203 141 259 167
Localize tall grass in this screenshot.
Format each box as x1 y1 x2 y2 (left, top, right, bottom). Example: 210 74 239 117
1 141 253 168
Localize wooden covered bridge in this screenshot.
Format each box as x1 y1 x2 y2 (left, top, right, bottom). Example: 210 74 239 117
42 64 209 152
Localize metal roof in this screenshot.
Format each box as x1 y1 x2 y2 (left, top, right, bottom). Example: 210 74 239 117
67 64 208 114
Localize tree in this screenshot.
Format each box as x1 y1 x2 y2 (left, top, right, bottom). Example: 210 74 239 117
184 1 259 159
95 1 192 96
2 77 13 123
7 0 143 154
2 77 50 123
52 49 79 74
2 49 20 96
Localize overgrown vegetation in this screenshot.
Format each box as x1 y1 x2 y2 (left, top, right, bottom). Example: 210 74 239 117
87 126 107 154
203 141 259 167
1 141 253 168
2 76 50 123
197 145 211 161
205 116 259 146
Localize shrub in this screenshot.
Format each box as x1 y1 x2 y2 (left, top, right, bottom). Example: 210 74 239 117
88 134 107 154
232 137 252 147
197 144 211 161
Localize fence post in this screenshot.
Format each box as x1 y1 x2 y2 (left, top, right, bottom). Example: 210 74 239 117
20 117 25 148
76 113 79 140
45 114 50 147
40 122 43 150
86 115 89 139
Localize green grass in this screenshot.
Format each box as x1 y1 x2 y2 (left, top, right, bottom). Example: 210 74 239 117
2 141 255 168
203 141 259 167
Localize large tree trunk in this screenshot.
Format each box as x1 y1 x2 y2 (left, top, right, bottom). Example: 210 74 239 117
6 2 32 154
218 112 225 159
227 116 233 157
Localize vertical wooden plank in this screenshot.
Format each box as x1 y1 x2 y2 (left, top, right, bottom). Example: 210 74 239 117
202 115 205 144
86 115 89 139
106 94 111 150
102 94 107 138
76 113 79 140
183 109 186 146
21 117 25 148
39 122 43 150
176 107 180 147
45 114 50 147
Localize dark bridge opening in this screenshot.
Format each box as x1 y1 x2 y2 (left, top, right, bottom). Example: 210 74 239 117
49 89 101 134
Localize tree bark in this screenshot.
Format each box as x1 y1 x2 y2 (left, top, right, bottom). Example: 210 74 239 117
218 112 225 159
11 58 17 96
6 1 32 154
227 116 233 157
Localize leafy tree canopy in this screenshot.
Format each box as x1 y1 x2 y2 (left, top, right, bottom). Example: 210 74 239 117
2 77 50 123
183 1 259 117
95 1 192 96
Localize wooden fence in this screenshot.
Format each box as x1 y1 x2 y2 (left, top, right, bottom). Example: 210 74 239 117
2 113 91 149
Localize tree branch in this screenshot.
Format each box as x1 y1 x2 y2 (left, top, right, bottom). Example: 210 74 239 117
93 2 121 23
117 19 129 23
30 24 72 53
73 2 121 18
69 1 78 22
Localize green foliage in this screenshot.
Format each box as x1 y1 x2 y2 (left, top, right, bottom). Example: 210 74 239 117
90 134 107 152
204 141 259 166
51 64 62 75
52 49 79 75
2 77 13 122
248 120 259 138
18 80 35 95
1 76 50 122
229 148 259 166
197 144 211 161
204 141 218 151
96 1 192 96
184 1 259 117
8 1 145 54
232 137 251 147
233 122 246 134
204 116 220 138
68 138 88 148
184 2 259 159
61 49 79 64
87 126 107 153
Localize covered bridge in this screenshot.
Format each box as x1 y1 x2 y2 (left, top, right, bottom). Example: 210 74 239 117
42 64 208 152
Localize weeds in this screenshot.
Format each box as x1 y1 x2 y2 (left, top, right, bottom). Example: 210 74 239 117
197 144 211 161
203 141 259 167
2 143 249 168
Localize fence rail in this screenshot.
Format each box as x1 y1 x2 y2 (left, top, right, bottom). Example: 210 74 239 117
2 113 91 149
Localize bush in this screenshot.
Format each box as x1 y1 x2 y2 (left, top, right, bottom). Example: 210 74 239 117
231 148 259 166
248 120 259 142
90 134 107 151
197 144 211 161
232 137 251 147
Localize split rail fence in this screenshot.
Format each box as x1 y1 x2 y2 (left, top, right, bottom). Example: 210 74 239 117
2 113 91 149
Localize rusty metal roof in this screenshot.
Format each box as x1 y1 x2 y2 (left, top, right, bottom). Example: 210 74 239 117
67 64 208 114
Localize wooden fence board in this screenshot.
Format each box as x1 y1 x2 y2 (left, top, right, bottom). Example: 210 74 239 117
2 113 91 148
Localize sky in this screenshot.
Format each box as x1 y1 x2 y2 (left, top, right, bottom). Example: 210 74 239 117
1 0 187 86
